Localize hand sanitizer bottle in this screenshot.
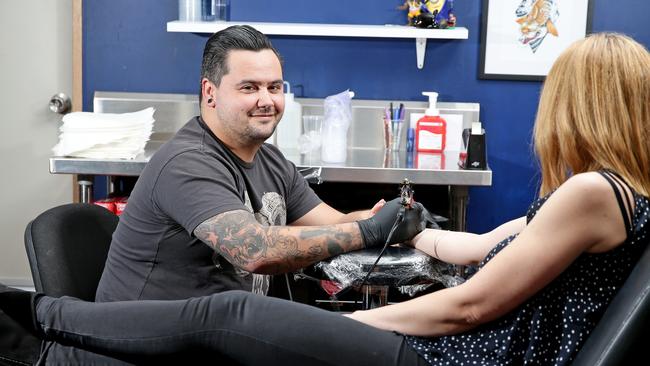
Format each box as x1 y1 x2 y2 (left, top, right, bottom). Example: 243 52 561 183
416 91 447 153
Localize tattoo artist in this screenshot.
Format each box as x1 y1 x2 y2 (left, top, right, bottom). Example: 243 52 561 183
95 25 426 303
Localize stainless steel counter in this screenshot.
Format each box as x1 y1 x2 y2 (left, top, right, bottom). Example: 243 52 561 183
50 145 491 186
50 141 162 177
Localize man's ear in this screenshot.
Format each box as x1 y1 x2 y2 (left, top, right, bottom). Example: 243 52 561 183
201 78 217 107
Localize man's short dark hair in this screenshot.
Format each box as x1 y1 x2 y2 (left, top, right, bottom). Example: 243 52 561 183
200 25 281 102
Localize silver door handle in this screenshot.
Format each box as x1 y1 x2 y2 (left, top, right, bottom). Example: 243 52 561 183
49 93 72 114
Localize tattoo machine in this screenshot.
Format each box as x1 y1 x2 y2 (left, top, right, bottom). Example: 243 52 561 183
399 178 414 208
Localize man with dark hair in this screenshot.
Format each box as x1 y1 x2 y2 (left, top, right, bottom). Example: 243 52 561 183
95 25 425 302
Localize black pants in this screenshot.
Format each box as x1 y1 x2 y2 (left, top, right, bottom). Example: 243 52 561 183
0 310 40 366
37 290 427 366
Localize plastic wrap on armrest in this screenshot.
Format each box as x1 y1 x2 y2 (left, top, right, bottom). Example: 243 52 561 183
314 246 463 294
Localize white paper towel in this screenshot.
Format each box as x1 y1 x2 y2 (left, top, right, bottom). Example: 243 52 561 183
52 107 154 159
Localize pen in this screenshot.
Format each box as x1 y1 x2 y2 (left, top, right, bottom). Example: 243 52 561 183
384 116 391 149
389 102 394 120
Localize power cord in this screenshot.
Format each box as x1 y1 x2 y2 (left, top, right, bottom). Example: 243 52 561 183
284 273 294 302
354 207 406 306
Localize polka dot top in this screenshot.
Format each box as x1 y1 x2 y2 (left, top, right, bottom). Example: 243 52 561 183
405 171 650 365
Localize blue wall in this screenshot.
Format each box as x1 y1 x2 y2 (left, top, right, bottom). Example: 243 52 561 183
83 0 650 233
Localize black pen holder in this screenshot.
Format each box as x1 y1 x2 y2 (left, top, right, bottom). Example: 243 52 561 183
466 132 487 170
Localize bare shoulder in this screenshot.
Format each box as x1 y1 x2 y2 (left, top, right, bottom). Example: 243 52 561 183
553 172 625 228
556 172 629 252
556 172 617 208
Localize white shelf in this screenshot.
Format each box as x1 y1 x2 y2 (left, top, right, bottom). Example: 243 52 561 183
167 21 468 39
167 21 468 69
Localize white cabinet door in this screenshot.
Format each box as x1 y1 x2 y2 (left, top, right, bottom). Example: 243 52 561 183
0 1 73 285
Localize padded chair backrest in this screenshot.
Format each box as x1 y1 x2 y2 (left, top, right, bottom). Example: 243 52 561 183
572 243 650 365
24 203 118 301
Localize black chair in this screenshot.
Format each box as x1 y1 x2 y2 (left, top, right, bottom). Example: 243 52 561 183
24 203 118 301
572 243 650 365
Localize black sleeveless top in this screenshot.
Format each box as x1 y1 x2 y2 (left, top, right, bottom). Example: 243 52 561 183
406 171 650 365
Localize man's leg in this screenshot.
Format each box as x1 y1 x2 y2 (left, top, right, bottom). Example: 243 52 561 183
42 341 240 365
36 291 427 366
0 284 239 365
42 343 135 365
0 284 132 365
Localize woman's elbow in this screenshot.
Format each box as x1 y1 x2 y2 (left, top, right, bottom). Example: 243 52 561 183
418 303 486 337
460 304 487 327
458 297 510 331
447 295 494 331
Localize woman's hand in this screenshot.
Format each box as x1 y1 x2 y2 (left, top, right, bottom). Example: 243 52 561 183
344 308 399 332
369 199 386 217
343 310 379 328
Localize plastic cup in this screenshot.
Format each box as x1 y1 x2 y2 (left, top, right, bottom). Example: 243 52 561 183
302 115 323 149
178 0 201 21
202 0 229 21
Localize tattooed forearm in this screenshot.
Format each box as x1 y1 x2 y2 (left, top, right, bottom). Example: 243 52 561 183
298 229 347 256
194 210 363 274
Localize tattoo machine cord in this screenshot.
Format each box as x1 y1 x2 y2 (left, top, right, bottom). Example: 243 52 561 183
353 207 405 306
284 273 294 301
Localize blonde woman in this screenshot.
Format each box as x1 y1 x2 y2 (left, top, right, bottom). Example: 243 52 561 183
2 33 649 365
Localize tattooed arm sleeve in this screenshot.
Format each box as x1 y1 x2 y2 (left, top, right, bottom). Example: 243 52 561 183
193 209 365 274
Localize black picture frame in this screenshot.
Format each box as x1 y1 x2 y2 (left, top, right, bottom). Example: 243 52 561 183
479 0 594 81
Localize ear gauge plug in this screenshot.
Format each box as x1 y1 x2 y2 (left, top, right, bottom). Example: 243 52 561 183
207 98 213 104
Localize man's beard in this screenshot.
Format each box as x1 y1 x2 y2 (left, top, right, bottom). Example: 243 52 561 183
242 121 278 143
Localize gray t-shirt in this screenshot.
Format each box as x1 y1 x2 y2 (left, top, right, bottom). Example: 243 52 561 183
95 117 321 302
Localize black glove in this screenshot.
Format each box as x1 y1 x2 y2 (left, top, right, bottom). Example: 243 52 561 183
357 198 426 248
393 201 430 240
421 203 440 229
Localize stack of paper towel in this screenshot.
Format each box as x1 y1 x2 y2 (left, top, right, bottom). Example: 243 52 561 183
52 108 155 159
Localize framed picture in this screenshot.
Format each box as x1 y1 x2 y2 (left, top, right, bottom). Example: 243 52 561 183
479 0 594 81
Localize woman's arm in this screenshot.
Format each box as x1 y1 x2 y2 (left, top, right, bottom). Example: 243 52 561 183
347 172 629 336
408 216 526 265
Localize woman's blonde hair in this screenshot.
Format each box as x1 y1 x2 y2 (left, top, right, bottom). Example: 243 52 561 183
534 33 650 196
